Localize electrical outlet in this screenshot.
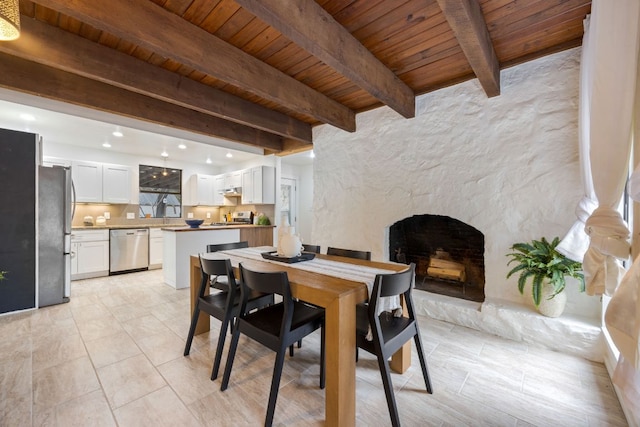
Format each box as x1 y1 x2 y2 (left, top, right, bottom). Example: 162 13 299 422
206 212 211 219
127 212 135 219
104 212 111 219
187 212 194 219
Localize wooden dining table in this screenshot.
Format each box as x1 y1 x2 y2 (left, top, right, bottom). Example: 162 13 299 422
189 249 411 427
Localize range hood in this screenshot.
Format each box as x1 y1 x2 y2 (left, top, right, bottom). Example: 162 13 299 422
222 187 242 197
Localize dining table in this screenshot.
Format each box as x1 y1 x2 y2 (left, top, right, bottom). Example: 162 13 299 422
189 247 412 427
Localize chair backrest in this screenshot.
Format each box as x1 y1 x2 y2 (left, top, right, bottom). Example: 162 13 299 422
207 241 249 252
302 244 320 253
369 263 416 318
238 263 294 328
198 256 237 295
327 246 371 261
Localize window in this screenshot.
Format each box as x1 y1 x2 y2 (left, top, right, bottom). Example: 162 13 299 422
138 164 182 218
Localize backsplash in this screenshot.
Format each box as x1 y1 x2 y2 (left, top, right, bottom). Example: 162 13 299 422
72 203 274 227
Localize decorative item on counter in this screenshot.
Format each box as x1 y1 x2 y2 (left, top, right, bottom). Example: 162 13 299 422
95 216 106 226
256 213 270 225
185 219 204 228
83 216 94 226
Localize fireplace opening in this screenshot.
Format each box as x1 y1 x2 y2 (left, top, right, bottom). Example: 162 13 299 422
389 214 485 302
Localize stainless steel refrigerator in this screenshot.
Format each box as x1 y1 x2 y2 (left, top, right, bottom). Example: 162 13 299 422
38 165 72 306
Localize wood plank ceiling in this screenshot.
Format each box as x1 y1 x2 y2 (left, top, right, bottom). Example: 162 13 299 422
0 0 590 155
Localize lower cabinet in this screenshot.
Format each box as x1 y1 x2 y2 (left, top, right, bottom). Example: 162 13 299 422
70 230 109 280
149 228 163 269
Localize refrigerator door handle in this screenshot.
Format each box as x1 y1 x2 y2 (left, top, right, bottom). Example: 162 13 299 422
64 233 71 254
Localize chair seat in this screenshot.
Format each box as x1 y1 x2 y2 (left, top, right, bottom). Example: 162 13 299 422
242 301 324 346
357 309 415 356
200 287 271 314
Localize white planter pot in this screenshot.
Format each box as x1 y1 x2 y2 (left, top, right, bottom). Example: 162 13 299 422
537 282 567 318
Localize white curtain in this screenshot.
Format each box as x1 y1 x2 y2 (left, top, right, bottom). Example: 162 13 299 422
583 1 640 425
557 16 598 263
581 0 639 297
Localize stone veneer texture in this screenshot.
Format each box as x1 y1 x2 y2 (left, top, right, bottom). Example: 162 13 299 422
312 47 600 321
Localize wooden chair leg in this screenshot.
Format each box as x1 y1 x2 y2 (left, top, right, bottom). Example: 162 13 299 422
376 353 401 427
183 305 201 356
265 347 287 427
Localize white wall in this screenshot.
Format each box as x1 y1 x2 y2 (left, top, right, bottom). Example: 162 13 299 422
281 162 314 245
312 47 599 318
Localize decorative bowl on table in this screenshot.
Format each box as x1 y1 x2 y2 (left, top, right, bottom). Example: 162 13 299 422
185 219 204 228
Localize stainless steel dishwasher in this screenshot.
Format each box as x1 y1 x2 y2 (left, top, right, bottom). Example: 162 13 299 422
109 228 149 274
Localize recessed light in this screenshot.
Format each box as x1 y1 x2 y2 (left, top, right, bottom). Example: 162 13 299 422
309 150 315 158
226 152 233 158
178 143 186 149
112 130 123 137
20 113 35 121
206 157 212 164
102 142 111 148
161 151 169 157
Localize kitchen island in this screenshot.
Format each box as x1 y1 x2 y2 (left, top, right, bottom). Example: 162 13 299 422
162 224 275 289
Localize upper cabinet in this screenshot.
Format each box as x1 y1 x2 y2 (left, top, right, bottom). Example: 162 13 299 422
187 173 215 206
72 161 103 202
225 170 242 189
71 160 131 204
103 164 131 204
242 166 275 204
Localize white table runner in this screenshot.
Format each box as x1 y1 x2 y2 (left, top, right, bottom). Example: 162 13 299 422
215 246 403 314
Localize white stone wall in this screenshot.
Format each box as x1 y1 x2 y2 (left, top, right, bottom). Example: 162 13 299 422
312 47 600 320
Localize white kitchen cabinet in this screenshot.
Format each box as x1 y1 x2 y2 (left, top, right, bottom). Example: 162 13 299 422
225 170 242 189
149 228 163 269
72 161 103 202
187 173 215 206
103 164 131 203
242 166 275 204
43 156 71 167
213 174 225 205
70 229 109 280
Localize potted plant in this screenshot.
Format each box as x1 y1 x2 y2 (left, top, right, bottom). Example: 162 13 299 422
506 237 585 317
0 270 6 282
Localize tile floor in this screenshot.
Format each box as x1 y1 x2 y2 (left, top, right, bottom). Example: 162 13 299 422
0 269 628 426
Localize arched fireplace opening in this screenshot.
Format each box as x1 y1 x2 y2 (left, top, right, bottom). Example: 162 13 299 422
388 214 485 302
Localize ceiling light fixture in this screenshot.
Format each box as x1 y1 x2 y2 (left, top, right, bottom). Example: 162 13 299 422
226 152 233 158
161 150 169 157
178 143 186 149
112 130 123 137
0 0 20 41
102 142 111 148
309 150 315 158
206 157 212 164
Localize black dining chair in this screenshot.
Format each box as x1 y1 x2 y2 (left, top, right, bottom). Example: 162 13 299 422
183 256 274 381
206 241 249 288
327 246 371 261
355 263 432 427
302 243 321 253
221 263 325 427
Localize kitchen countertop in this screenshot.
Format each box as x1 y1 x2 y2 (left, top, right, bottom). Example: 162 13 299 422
162 225 275 232
72 224 275 231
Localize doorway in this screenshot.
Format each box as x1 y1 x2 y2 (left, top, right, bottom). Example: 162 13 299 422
280 177 297 230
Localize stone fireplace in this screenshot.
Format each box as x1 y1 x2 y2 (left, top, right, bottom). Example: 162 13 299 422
388 214 485 302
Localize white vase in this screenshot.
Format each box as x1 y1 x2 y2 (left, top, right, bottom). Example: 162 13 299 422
537 282 567 318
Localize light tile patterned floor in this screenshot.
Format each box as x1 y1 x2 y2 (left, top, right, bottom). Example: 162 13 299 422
0 269 628 426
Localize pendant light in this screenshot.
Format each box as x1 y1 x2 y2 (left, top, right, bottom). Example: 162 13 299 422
0 0 20 41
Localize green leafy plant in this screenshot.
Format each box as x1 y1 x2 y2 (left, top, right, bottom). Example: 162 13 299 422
0 270 7 281
506 237 585 306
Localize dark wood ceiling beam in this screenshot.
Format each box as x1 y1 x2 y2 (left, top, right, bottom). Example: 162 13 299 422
29 0 355 132
0 53 284 152
235 0 416 119
0 17 312 145
435 0 500 97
